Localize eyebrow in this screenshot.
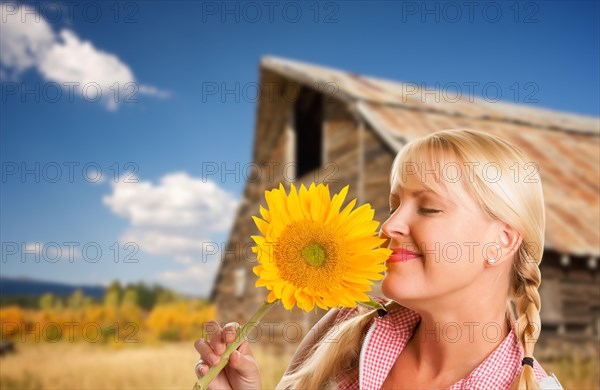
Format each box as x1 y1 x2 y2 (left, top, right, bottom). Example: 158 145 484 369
390 189 434 198
391 188 459 208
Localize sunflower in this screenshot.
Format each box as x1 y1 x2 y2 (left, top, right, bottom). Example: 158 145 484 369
251 183 391 312
193 183 392 390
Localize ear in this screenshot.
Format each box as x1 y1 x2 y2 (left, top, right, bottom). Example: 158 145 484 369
498 224 522 256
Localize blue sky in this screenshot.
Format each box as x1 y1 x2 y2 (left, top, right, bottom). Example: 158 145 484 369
1 0 598 296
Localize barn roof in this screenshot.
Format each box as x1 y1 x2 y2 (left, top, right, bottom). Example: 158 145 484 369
260 56 600 256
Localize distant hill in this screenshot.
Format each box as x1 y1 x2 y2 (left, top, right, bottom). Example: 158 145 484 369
0 276 106 298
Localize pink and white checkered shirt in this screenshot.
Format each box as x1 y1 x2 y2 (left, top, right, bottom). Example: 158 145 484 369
332 297 552 390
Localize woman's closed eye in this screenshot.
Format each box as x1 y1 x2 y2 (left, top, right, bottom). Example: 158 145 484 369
419 208 442 215
389 207 442 215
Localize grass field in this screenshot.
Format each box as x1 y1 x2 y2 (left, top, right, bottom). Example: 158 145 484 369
0 341 597 389
0 342 292 389
540 354 599 389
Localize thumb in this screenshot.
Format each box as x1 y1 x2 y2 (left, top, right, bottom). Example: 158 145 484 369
228 349 259 377
236 339 254 357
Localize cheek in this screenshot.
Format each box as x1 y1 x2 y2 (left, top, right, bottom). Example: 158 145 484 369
424 220 489 264
420 240 480 282
429 246 485 290
438 242 464 264
453 215 493 244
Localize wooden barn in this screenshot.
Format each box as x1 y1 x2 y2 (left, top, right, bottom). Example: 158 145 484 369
209 56 600 362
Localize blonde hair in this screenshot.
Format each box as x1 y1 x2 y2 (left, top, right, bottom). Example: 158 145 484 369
277 129 545 390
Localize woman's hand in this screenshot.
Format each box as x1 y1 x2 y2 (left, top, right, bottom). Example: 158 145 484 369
194 321 262 390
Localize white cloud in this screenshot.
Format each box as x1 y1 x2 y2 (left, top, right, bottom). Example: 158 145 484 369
157 261 221 296
0 3 54 72
0 3 169 110
103 172 238 231
103 172 239 296
173 254 194 265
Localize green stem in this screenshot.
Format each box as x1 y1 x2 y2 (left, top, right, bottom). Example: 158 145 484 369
193 300 278 390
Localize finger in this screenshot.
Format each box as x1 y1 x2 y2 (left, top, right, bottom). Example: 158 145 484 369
205 321 226 355
228 349 259 377
194 360 209 379
194 338 221 367
222 322 241 344
236 339 255 358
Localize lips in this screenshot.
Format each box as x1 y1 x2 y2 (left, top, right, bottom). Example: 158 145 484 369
387 247 422 263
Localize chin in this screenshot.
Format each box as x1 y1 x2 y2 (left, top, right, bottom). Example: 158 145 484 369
381 275 420 302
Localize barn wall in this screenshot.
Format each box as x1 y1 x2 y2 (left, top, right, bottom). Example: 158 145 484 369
537 251 600 362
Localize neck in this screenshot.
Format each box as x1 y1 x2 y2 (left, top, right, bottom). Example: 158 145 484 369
405 294 512 382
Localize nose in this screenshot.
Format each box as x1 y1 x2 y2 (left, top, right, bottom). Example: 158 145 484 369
381 208 411 242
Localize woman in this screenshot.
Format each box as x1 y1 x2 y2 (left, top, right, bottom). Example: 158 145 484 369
194 129 564 389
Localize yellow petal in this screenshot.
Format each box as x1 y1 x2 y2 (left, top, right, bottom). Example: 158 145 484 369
295 288 315 312
314 295 328 310
286 183 304 222
330 198 357 226
265 189 286 230
274 282 286 298
317 184 331 218
251 235 265 246
310 194 322 221
298 184 311 217
281 284 297 310
260 204 271 221
345 236 387 253
255 278 269 287
337 205 375 237
324 185 348 225
252 216 269 236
